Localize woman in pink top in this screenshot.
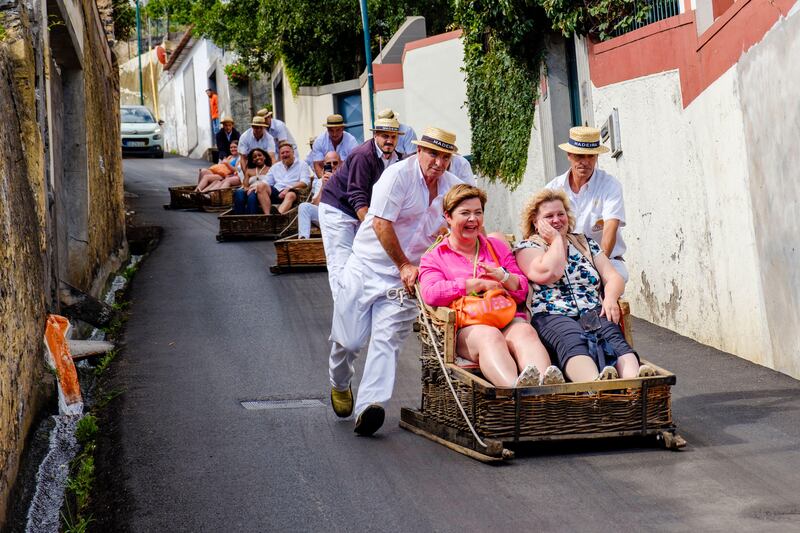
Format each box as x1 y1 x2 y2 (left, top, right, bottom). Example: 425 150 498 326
419 185 564 388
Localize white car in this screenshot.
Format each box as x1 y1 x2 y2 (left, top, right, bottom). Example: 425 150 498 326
121 105 164 158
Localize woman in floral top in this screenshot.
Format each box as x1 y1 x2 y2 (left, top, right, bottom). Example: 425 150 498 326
515 189 654 382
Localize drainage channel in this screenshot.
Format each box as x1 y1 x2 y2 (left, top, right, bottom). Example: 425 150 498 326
241 399 326 410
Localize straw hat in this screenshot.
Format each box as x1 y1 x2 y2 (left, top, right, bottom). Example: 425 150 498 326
323 114 345 127
558 126 610 155
411 127 458 154
250 116 267 128
377 108 397 120
256 108 269 117
370 117 404 135
220 117 234 125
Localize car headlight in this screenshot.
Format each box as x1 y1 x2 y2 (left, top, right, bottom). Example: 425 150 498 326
152 134 162 140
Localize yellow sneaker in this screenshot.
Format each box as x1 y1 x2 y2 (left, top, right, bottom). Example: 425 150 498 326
331 386 353 418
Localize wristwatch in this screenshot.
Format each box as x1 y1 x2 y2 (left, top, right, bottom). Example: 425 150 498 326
500 267 510 284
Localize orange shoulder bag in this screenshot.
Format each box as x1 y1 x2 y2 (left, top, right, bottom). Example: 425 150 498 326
449 237 517 330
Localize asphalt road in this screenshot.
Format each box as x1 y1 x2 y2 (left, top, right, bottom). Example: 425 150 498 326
117 155 800 532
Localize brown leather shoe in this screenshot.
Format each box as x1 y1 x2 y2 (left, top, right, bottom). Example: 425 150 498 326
354 404 385 436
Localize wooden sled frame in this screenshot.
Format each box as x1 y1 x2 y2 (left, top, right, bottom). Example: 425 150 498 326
269 230 326 274
216 206 299 242
164 184 234 212
400 300 686 463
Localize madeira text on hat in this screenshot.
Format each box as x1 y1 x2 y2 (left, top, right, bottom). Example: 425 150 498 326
323 114 345 127
370 117 404 134
558 126 610 155
411 127 458 154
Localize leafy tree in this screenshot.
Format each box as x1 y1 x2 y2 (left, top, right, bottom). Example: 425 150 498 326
145 0 454 90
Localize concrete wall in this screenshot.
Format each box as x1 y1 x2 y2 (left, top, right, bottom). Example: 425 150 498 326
0 0 126 524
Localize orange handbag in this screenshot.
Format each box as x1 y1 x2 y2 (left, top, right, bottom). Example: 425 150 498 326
448 238 517 329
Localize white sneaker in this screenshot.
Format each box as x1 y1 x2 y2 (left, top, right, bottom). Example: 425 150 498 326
514 364 540 388
638 364 657 377
540 365 565 385
596 366 619 381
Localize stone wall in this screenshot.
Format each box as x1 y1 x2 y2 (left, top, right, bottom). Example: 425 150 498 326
0 0 126 525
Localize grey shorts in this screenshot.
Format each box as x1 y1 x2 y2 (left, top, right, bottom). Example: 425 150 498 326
531 310 637 369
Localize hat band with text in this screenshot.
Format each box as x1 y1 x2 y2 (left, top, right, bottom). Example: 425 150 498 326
568 138 601 149
374 126 400 132
327 120 344 126
420 135 455 151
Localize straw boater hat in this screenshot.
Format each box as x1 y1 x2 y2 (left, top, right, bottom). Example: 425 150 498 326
558 126 610 155
377 108 398 120
370 117 404 135
250 116 267 128
256 108 269 117
323 114 345 128
220 117 234 125
411 127 458 155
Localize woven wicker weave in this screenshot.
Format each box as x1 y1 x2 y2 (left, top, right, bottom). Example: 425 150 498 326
271 234 327 273
216 207 299 241
167 185 234 211
414 303 675 443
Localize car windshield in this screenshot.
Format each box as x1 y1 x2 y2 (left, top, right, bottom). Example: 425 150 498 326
121 107 156 124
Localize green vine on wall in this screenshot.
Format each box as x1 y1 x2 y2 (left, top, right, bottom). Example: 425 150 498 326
456 0 652 188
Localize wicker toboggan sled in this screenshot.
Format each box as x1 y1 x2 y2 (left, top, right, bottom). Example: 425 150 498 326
400 299 686 462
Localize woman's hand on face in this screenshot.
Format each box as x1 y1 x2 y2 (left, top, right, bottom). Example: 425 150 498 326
600 297 621 324
465 278 502 294
537 218 560 244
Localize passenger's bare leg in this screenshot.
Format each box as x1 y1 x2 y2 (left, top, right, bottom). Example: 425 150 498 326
278 190 297 214
197 171 221 191
564 355 599 382
615 353 639 378
456 325 518 387
255 182 272 214
503 321 551 373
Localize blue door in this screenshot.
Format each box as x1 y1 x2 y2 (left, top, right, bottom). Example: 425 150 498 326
336 91 363 143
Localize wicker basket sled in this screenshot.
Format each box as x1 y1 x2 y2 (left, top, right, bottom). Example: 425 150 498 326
164 185 234 212
216 206 300 241
270 230 326 274
400 300 686 462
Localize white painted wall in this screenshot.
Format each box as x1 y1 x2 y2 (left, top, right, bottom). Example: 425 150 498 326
275 68 336 162
401 38 472 154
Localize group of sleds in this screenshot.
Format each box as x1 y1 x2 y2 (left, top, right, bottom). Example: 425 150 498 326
163 147 685 465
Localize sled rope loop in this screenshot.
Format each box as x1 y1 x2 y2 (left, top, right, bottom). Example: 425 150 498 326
416 291 488 449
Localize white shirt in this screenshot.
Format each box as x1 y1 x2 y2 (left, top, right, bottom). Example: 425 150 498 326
266 159 312 191
546 167 627 259
267 118 297 148
310 130 359 163
448 154 476 185
351 155 463 276
238 128 276 157
396 123 417 156
374 141 400 168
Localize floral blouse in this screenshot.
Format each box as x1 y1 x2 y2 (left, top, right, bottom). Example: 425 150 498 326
514 235 602 317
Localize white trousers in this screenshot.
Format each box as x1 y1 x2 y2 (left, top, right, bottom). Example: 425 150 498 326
328 258 418 417
298 202 320 239
318 202 359 296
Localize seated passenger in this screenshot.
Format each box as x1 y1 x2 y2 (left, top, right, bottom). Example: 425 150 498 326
236 141 312 215
233 148 272 214
514 189 655 382
298 151 341 239
418 184 564 388
196 140 241 192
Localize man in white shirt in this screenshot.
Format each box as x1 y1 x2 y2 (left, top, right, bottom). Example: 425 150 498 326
546 126 628 281
448 153 476 186
253 141 312 214
298 151 341 239
238 116 276 172
377 108 417 156
309 114 359 177
328 127 463 437
258 109 298 152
